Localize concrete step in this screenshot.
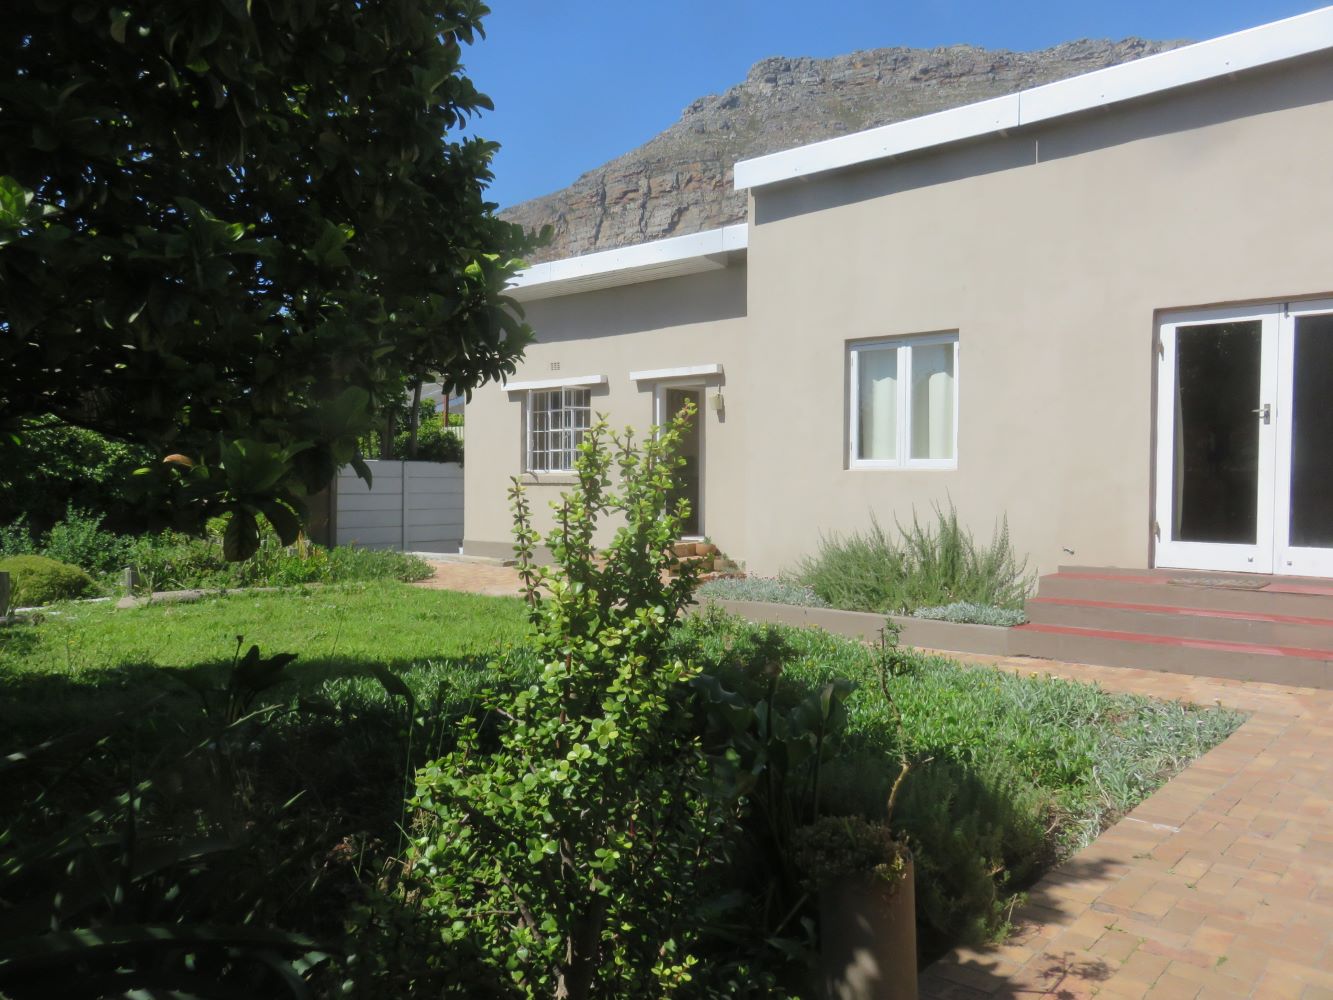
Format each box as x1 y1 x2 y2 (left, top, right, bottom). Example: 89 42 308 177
1036 571 1333 618
1012 622 1333 688
1026 596 1333 650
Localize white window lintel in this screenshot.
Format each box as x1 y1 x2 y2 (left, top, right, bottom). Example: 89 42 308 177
629 363 724 383
506 373 606 393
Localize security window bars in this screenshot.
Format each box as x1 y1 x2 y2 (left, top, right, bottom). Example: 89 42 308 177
527 387 592 473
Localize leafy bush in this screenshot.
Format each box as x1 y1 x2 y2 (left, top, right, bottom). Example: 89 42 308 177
0 419 154 533
0 517 37 559
792 814 907 889
397 414 463 464
696 575 829 608
794 505 1033 614
39 506 134 577
0 554 97 606
399 406 726 997
912 602 1028 626
672 610 1243 950
0 645 330 998
891 759 1050 949
125 529 432 593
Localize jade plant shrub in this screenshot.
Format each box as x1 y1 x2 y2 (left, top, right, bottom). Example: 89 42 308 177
400 405 732 998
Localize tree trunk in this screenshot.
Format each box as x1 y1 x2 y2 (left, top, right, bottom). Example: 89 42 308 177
380 409 395 460
407 378 423 459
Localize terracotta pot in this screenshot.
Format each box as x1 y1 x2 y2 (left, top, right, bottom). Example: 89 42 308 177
818 854 916 1000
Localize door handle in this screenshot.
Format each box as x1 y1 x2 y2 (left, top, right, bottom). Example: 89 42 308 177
1252 403 1272 424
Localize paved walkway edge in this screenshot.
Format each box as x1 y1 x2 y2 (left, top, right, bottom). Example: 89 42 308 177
919 655 1333 1000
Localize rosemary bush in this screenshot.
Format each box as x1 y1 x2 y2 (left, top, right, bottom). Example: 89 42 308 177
794 505 1033 614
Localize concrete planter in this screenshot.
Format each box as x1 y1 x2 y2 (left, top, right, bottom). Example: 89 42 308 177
819 855 917 1000
700 599 1015 657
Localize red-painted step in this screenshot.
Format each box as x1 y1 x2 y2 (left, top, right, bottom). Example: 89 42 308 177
1047 571 1170 585
1015 622 1333 660
1028 596 1333 629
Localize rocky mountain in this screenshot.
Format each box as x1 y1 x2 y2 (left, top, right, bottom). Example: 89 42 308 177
501 38 1185 263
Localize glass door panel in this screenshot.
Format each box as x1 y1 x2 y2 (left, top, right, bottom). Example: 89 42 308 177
1155 307 1278 574
1275 303 1333 575
1172 322 1262 545
663 387 703 537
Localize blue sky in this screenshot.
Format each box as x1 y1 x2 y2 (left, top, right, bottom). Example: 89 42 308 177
461 2 1327 209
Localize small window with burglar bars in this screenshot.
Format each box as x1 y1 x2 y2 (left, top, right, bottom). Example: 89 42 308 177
527 387 592 473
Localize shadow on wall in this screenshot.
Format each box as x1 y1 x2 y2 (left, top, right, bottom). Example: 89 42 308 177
521 266 747 342
756 53 1333 227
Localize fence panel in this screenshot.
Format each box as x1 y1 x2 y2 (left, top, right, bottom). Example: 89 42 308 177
333 460 462 553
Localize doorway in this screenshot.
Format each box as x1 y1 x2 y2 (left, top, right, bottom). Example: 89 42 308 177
1155 299 1333 575
656 385 704 537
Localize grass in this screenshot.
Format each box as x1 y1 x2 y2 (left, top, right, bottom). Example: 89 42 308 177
0 582 530 738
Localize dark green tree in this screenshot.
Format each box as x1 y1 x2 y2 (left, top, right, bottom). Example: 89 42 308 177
0 0 537 558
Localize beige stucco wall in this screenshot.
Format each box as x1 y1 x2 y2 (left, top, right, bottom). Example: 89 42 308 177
463 266 749 559
468 54 1333 577
739 55 1333 577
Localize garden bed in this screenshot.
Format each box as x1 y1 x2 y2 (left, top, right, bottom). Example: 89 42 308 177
0 583 1243 988
701 596 1018 657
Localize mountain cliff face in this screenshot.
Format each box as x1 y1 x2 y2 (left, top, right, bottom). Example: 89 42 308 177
500 38 1184 263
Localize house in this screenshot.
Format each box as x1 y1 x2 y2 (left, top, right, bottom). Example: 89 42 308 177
464 7 1333 589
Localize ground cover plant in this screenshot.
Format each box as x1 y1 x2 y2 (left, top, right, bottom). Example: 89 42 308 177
794 505 1033 615
0 507 432 604
696 575 830 608
669 610 1244 952
912 602 1028 627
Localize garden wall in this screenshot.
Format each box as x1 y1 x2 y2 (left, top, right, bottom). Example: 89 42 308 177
333 460 462 553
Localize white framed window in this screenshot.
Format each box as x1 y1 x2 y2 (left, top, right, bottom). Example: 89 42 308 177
849 333 958 470
526 386 592 473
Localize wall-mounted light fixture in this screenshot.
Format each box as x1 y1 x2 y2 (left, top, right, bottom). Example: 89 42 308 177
710 391 725 413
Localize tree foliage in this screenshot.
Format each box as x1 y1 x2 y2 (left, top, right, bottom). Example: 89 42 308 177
0 0 536 557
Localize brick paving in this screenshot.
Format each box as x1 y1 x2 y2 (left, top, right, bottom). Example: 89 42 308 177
918 653 1333 1000
411 557 524 598
401 563 1333 997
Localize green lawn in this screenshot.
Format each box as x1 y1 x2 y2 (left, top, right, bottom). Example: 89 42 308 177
0 582 530 736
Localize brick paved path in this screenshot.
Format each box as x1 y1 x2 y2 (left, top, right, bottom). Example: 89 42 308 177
919 654 1333 1000
403 565 1333 997
412 558 524 598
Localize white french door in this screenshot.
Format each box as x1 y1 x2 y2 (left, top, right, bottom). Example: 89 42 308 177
1155 299 1333 576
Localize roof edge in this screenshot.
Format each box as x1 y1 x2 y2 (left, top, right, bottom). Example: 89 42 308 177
734 6 1333 191
507 224 748 302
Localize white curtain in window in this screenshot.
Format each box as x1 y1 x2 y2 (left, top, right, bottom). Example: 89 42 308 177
858 348 897 460
911 344 955 460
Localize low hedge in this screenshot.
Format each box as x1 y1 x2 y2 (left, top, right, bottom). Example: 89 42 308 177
0 554 97 607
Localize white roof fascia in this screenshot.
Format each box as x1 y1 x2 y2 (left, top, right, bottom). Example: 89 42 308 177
734 6 1333 191
629 363 725 382
733 95 1020 191
504 374 607 393
507 224 748 302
